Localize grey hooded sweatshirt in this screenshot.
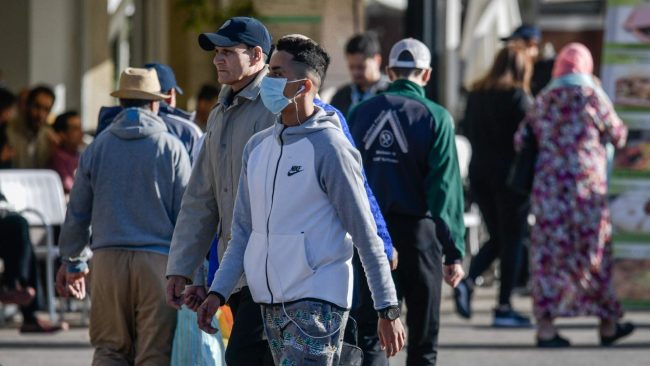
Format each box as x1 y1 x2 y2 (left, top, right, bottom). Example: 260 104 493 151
210 107 398 310
59 108 191 271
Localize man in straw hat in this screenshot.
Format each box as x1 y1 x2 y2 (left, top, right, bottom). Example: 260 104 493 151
56 67 192 365
95 62 203 162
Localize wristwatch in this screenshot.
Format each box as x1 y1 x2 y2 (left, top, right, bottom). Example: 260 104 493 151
378 305 401 320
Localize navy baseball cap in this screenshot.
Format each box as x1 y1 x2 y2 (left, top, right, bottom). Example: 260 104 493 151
501 25 541 42
199 17 272 55
144 62 183 95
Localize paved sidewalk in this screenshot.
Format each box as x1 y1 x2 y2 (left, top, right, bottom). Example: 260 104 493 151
0 286 648 365
391 286 650 366
0 324 92 366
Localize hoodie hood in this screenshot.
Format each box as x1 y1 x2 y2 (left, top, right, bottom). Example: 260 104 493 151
109 107 167 140
273 106 342 144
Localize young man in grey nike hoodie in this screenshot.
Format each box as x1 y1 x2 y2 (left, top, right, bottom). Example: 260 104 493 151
196 37 405 366
56 68 191 364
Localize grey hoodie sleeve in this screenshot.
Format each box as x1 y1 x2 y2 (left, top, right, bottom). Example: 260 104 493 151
172 145 192 222
59 148 93 271
208 140 254 299
166 131 219 281
316 132 398 310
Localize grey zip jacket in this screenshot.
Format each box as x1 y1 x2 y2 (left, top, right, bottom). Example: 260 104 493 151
210 107 398 309
59 108 191 269
166 68 276 286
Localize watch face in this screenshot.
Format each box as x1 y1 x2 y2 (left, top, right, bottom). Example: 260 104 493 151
387 307 400 320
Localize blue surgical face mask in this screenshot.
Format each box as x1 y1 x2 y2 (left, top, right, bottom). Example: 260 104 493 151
260 76 306 115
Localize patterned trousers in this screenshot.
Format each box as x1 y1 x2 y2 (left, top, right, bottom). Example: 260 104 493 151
262 300 349 366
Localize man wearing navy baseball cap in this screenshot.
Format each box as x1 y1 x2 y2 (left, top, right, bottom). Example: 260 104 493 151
198 16 272 55
166 16 277 366
144 63 184 106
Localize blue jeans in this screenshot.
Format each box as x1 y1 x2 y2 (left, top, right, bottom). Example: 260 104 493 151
262 300 349 366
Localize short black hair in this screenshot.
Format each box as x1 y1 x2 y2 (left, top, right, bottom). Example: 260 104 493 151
26 85 55 107
345 32 381 58
276 37 330 89
197 84 220 101
120 98 154 109
0 88 16 113
53 110 79 133
389 67 424 79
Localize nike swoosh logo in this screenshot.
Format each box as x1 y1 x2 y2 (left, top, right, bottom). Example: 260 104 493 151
287 168 303 176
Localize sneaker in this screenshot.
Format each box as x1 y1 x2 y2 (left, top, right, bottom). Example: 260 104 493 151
492 308 532 328
600 322 635 346
537 333 571 348
20 319 68 334
453 278 473 319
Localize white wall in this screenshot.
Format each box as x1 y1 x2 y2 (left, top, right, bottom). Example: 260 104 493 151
29 0 82 113
0 0 30 91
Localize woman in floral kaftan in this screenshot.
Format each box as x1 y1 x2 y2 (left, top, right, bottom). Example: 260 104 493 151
515 43 634 347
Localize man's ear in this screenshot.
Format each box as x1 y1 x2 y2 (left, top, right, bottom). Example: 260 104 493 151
297 78 313 96
150 100 160 113
386 67 397 81
250 46 264 64
305 79 314 94
420 68 432 85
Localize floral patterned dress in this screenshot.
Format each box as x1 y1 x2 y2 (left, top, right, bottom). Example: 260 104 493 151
515 85 628 320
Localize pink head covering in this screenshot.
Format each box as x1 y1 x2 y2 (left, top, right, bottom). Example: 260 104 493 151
552 42 594 78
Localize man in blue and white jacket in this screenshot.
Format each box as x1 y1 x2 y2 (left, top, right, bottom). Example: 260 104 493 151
197 37 404 366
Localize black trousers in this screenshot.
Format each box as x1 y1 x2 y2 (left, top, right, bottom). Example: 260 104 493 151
0 212 42 322
388 214 443 366
225 286 274 366
468 180 529 306
348 249 389 366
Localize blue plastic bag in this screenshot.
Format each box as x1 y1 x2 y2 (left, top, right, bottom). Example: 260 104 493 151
171 305 225 366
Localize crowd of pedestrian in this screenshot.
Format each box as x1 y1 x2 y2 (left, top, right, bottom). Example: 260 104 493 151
0 16 638 366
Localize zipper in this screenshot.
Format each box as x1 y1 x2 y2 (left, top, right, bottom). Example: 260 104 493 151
265 126 287 303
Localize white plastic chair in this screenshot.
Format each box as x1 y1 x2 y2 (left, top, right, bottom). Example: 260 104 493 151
455 135 482 256
0 169 66 322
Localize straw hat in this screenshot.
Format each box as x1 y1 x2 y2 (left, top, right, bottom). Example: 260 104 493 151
110 67 170 100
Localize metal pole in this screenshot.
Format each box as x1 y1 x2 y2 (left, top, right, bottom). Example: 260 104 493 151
406 0 439 101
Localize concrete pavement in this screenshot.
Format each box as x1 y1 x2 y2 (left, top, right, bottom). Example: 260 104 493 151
390 286 650 366
0 286 648 365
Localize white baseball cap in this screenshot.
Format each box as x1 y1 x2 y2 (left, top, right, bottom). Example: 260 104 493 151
388 38 431 69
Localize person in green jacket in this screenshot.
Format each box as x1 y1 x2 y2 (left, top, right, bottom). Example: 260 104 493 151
347 38 465 366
